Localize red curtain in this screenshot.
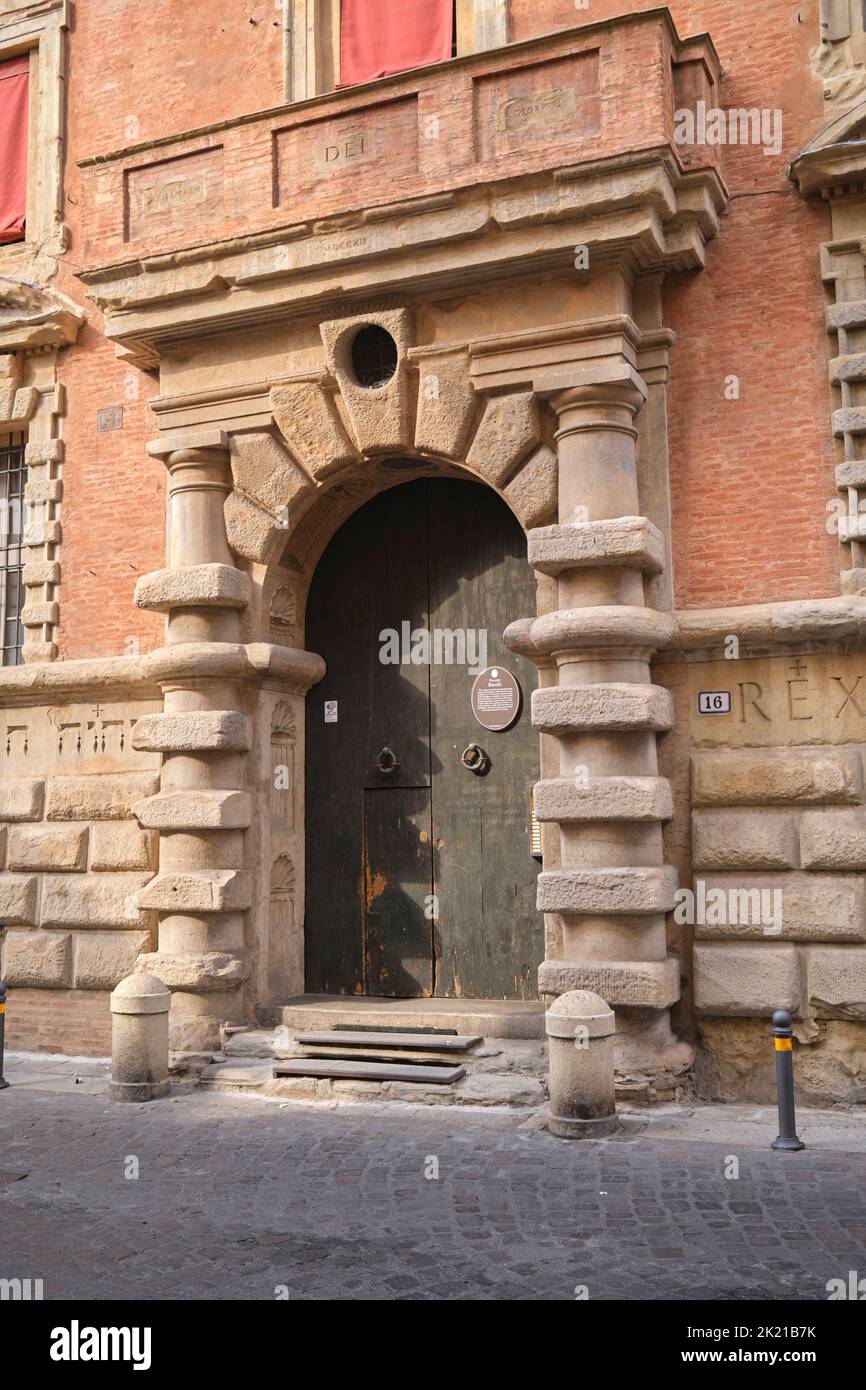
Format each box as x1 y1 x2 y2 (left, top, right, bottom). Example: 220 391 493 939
340 0 453 85
0 55 28 245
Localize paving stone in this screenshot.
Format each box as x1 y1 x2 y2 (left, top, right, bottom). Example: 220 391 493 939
2 1056 866 1302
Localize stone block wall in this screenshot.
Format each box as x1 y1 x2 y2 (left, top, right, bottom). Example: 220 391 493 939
0 700 162 1053
681 681 866 1101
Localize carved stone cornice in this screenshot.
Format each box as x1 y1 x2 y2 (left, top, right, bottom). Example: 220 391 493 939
0 278 85 354
74 12 727 368
0 641 325 707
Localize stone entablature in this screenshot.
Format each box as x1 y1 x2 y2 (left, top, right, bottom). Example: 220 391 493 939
76 14 725 367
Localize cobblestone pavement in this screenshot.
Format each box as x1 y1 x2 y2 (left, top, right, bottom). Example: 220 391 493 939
2 1055 865 1301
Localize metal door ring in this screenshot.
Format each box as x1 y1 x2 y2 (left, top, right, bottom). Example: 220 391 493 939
461 743 491 776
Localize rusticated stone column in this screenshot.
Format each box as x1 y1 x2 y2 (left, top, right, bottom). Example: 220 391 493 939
131 429 253 1056
507 367 690 1092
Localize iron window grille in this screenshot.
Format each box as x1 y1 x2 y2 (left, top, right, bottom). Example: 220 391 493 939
0 431 26 666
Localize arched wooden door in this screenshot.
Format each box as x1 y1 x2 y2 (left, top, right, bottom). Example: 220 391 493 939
305 476 541 1000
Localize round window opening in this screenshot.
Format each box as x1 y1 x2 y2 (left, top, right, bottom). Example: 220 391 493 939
351 325 399 388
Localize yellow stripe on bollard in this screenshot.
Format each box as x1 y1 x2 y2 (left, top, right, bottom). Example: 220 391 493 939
775 1037 792 1051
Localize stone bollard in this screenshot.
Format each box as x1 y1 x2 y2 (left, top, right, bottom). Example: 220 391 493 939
546 990 618 1138
109 972 171 1103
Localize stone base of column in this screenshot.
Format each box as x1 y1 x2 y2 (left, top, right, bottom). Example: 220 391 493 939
164 986 245 1056
548 1112 621 1140
109 1078 171 1103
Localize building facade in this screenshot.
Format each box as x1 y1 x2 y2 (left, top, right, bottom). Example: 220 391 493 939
1 0 865 1105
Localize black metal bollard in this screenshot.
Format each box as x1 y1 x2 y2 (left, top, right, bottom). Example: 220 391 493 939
770 1009 803 1151
0 982 8 1090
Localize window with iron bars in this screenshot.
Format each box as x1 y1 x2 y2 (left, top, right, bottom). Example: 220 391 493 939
0 432 26 666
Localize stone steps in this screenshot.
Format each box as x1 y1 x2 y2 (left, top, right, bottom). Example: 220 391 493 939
274 1058 467 1085
199 1024 548 1107
255 994 545 1038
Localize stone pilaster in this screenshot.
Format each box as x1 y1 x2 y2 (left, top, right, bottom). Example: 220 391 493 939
131 429 253 1055
507 366 689 1089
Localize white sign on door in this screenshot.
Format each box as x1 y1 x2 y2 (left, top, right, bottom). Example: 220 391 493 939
324 701 338 724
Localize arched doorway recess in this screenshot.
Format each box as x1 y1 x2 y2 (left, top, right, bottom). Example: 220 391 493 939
304 473 542 1000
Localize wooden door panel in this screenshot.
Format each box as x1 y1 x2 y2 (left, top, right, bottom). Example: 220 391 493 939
428 480 541 999
305 482 431 995
364 787 434 998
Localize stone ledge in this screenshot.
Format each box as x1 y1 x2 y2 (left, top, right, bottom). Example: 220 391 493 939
136 869 252 913
135 950 249 990
528 518 665 576
131 710 251 753
538 957 680 1009
673 596 866 652
21 601 59 628
693 943 800 1018
836 459 866 489
506 605 676 660
22 560 60 587
532 684 674 733
134 564 251 613
534 776 672 823
538 865 677 915
0 643 326 703
133 789 253 831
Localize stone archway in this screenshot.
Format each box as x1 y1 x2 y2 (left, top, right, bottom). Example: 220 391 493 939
133 311 687 1090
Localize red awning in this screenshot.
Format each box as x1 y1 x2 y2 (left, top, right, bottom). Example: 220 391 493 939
0 54 29 245
340 0 453 85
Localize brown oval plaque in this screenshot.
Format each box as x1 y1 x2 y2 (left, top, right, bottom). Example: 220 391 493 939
470 666 522 732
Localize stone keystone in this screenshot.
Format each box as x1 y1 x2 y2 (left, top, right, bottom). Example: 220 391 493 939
136 869 252 913
528 518 665 576
134 564 251 612
131 711 251 753
538 866 678 916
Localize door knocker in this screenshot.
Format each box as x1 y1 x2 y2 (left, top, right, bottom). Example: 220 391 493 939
461 743 491 776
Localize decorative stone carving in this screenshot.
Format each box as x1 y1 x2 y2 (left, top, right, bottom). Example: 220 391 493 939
269 587 298 646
